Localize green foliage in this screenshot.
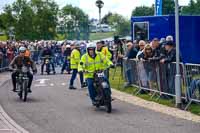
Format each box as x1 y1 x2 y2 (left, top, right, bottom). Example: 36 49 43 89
0 0 58 40
89 32 114 41
132 0 175 16
102 12 113 24
59 4 89 40
181 0 200 15
132 6 154 16
162 0 175 15
102 13 130 36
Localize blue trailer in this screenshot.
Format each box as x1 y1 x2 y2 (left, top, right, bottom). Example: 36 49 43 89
131 15 200 64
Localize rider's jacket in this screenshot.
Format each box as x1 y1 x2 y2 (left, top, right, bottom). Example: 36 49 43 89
70 48 81 69
78 52 113 79
9 55 37 72
41 48 53 57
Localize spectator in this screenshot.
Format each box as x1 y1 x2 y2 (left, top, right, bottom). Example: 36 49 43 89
7 45 14 63
160 40 176 95
123 41 138 88
160 41 176 64
136 40 146 59
138 44 155 92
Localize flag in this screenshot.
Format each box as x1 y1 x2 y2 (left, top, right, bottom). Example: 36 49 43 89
155 0 162 15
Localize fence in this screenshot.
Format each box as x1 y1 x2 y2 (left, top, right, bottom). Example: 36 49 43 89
122 58 200 110
0 56 9 72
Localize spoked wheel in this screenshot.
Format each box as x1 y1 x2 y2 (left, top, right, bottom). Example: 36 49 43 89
17 84 23 100
23 81 28 102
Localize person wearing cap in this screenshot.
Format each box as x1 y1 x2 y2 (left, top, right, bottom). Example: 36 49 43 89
69 43 85 89
78 42 113 105
9 46 37 93
160 41 176 64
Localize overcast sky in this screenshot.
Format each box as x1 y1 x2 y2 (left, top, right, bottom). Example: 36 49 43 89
0 0 190 19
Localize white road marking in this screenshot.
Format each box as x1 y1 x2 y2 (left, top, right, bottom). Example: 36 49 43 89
61 83 66 86
34 78 50 87
50 83 54 86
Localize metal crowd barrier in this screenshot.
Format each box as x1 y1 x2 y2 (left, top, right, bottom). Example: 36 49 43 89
0 57 9 72
122 58 188 104
184 63 200 110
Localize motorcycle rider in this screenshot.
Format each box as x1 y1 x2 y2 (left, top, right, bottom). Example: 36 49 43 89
78 43 113 105
9 46 37 93
40 44 56 75
69 42 86 89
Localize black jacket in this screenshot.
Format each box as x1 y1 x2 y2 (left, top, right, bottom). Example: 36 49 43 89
41 48 53 57
163 48 176 63
126 47 138 59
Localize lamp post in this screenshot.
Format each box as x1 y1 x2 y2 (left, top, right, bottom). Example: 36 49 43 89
175 0 181 108
95 0 104 32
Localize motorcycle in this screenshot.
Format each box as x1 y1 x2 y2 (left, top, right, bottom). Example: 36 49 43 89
93 70 112 113
15 66 29 102
41 56 53 75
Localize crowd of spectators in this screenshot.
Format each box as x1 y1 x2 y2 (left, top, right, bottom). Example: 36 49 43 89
118 35 178 96
0 40 88 70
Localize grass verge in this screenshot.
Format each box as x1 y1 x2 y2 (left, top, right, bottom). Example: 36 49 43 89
109 67 200 116
0 35 7 41
89 32 114 40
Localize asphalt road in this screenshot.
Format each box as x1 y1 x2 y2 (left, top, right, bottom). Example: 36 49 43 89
0 70 200 133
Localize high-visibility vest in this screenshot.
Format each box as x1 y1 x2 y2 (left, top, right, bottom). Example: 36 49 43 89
101 47 112 60
70 49 80 69
78 52 113 79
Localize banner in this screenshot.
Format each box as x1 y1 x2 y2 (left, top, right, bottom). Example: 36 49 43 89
155 0 162 15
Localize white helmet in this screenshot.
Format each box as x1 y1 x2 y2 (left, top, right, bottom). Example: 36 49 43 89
87 42 96 49
19 46 26 53
166 35 173 41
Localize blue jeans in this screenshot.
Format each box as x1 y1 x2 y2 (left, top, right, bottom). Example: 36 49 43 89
87 78 96 101
70 69 83 86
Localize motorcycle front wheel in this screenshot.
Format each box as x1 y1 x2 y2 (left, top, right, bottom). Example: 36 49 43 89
23 80 28 102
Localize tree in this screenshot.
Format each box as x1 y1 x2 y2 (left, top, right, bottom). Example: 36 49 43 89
0 0 59 40
101 12 112 24
132 6 154 16
30 0 58 40
60 5 89 40
181 0 200 15
12 0 35 40
162 0 175 15
102 13 130 36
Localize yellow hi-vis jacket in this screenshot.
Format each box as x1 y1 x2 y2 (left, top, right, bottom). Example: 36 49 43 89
70 49 80 69
101 46 112 60
78 52 113 79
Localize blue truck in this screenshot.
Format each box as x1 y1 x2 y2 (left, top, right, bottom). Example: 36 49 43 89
131 15 200 64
